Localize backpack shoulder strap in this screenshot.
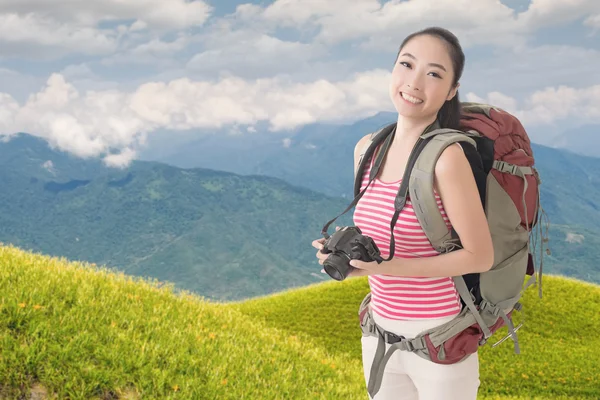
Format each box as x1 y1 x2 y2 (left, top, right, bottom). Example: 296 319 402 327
408 130 478 253
353 123 395 197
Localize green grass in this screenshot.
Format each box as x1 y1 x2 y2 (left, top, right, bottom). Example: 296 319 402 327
0 244 598 399
233 274 600 399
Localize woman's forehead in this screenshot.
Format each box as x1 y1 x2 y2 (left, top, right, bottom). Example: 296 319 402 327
400 35 453 66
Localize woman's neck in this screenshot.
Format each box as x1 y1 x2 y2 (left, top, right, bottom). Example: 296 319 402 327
390 114 438 151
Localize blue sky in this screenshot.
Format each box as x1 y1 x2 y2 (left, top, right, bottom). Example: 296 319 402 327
0 0 599 166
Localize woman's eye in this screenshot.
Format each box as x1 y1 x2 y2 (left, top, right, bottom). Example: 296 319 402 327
399 61 411 68
428 72 441 78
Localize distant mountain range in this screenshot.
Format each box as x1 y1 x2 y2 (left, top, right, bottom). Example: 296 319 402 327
2 112 600 301
139 112 396 199
140 115 600 199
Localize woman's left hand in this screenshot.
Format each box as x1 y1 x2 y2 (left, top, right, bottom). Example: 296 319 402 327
349 259 379 271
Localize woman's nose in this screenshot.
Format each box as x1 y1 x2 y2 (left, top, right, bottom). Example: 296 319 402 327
407 83 420 91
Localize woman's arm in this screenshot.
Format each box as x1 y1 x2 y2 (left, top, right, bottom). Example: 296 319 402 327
350 143 494 278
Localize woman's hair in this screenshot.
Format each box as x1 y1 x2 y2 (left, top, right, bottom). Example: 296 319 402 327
397 27 465 130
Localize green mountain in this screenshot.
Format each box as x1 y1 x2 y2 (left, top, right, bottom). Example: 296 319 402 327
0 133 354 302
0 133 113 181
4 122 600 302
1 244 597 399
149 116 600 286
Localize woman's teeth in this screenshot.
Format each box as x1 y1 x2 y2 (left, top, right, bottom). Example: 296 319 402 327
401 92 423 104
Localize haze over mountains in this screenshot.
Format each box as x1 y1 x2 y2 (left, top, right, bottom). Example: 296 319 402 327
2 113 599 301
139 113 600 198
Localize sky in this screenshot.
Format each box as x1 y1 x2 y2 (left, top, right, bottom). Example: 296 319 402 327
0 0 599 167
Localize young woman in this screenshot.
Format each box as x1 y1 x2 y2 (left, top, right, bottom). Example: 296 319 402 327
312 27 494 399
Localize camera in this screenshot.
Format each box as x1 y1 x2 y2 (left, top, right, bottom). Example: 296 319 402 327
320 226 383 281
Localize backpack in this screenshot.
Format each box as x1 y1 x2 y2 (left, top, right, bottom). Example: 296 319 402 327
351 102 550 398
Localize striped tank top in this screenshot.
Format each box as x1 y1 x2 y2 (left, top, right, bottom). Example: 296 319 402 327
352 142 462 320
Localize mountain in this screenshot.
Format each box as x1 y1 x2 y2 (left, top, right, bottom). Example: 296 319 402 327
1 244 597 399
141 111 397 198
5 115 600 302
0 133 113 181
552 124 600 158
145 115 600 286
0 133 355 302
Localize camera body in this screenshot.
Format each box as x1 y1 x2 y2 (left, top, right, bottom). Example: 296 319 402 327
320 226 383 281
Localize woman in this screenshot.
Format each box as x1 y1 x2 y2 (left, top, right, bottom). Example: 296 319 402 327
312 27 494 399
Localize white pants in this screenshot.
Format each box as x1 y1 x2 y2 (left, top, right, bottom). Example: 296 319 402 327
361 312 480 400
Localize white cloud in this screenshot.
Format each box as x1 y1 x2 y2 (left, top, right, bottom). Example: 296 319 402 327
0 13 117 58
0 0 212 30
517 0 600 29
4 65 599 168
584 14 600 31
0 0 212 59
463 44 600 105
237 0 525 50
466 84 600 127
566 232 585 244
0 70 393 166
42 160 56 175
104 147 137 168
230 0 600 54
187 29 323 78
0 74 147 166
102 34 191 66
465 91 518 115
181 12 327 80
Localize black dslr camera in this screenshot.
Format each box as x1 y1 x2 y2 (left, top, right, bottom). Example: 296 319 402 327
320 226 383 281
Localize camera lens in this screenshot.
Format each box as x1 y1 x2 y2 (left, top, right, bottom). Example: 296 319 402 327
323 253 353 281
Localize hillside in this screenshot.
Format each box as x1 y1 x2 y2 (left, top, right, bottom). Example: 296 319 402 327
0 133 114 181
234 273 600 399
0 244 598 399
0 134 354 302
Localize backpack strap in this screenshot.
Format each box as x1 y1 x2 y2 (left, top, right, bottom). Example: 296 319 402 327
353 123 395 196
407 130 478 253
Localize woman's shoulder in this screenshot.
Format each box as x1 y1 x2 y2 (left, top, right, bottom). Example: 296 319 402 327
435 142 469 176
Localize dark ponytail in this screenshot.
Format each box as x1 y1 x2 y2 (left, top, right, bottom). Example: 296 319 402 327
397 27 465 130
438 92 462 130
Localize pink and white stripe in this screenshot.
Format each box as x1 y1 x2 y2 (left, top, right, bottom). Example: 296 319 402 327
353 143 462 320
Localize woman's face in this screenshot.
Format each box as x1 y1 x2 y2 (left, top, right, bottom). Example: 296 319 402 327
389 34 459 124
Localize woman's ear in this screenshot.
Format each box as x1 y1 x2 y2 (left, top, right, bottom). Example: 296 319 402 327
447 82 460 101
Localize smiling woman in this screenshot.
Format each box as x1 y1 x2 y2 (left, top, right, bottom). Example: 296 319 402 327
353 28 489 400
313 26 491 400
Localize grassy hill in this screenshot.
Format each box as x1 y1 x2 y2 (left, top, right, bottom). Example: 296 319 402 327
1 245 598 399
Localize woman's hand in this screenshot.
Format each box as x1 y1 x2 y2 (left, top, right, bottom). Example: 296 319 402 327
312 227 375 277
312 237 328 269
311 227 339 272
348 258 379 273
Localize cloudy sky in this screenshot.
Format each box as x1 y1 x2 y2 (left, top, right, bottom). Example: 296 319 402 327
0 0 599 166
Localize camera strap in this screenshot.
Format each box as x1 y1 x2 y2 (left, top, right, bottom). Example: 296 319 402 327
320 126 396 239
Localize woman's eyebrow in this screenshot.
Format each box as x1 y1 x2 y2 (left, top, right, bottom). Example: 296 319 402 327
400 52 447 72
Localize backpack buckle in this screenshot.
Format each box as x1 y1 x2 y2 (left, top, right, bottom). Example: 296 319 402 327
383 331 405 344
